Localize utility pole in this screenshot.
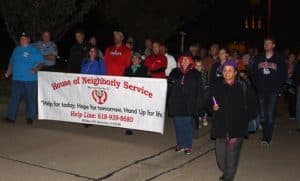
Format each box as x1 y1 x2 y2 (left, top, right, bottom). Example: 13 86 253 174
267 0 272 36
180 32 187 53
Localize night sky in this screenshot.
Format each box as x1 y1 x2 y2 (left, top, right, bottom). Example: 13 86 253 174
0 0 300 67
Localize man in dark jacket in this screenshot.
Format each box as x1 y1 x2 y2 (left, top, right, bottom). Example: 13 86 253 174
68 30 89 73
211 60 257 181
252 38 287 146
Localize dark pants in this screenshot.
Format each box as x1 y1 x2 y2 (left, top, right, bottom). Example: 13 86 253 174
174 116 193 149
216 138 243 181
258 92 278 142
7 80 37 120
286 92 296 117
193 116 200 130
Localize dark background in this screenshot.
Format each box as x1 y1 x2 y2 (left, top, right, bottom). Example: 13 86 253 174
0 0 300 69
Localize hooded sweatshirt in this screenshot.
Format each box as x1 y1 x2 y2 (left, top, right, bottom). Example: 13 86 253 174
252 52 287 93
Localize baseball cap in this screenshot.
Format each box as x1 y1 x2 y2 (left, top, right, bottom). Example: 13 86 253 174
20 32 30 38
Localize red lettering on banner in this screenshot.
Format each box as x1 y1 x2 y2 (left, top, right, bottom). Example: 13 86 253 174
52 80 72 90
123 81 153 98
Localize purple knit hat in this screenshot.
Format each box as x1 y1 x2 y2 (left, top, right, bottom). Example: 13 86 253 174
221 60 238 71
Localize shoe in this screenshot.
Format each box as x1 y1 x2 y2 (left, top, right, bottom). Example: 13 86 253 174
5 118 15 124
175 146 184 153
203 117 208 127
198 117 202 129
125 130 133 135
258 124 263 131
261 140 271 147
26 119 33 125
184 148 192 155
83 124 90 128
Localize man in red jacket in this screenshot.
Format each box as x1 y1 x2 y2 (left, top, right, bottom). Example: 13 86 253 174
144 42 168 78
104 31 132 76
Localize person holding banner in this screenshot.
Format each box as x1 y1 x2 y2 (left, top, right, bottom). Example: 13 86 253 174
124 52 148 78
168 55 204 155
144 41 168 78
5 32 44 124
104 31 132 76
123 52 149 135
81 46 106 75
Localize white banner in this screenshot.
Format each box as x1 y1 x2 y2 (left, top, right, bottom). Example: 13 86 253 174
38 72 167 134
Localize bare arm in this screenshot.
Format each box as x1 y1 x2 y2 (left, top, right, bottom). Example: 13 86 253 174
5 60 12 78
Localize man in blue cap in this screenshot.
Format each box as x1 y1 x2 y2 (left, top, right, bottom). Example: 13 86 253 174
5 32 44 124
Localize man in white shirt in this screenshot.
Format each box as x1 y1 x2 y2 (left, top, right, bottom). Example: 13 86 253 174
159 43 177 77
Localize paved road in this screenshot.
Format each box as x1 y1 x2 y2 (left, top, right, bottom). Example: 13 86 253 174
0 101 299 181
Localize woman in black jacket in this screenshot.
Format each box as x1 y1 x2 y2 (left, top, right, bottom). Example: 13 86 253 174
168 55 204 155
211 60 257 181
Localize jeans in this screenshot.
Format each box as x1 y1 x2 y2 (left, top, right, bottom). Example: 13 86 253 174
7 80 37 120
174 116 193 149
296 86 300 124
216 138 243 181
286 91 296 117
258 92 278 142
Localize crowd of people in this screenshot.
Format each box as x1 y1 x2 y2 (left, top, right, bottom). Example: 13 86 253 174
4 29 300 181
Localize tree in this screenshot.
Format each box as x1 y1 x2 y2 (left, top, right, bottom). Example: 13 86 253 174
0 0 98 44
101 0 202 44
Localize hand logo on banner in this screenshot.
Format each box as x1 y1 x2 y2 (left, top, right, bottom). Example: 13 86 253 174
92 90 108 104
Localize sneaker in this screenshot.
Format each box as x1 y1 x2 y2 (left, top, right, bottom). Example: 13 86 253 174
175 146 184 153
203 115 208 127
83 124 91 128
198 117 202 129
184 148 192 155
297 124 300 132
26 119 33 125
258 124 263 131
125 130 133 135
261 140 271 147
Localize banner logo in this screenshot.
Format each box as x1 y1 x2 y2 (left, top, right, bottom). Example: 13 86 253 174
92 90 107 104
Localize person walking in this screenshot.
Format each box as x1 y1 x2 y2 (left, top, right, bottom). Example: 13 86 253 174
211 60 257 181
252 38 287 146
